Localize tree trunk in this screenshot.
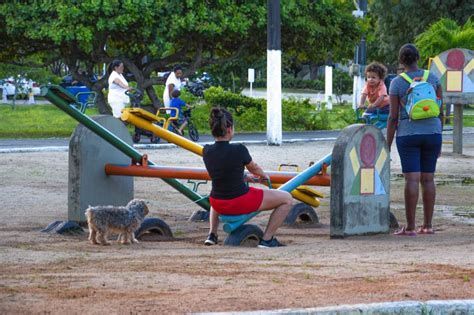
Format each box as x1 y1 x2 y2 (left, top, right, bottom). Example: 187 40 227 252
90 77 110 115
145 85 161 110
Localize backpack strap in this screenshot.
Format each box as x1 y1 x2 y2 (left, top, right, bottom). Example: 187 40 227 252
422 70 429 81
400 70 430 84
400 72 412 84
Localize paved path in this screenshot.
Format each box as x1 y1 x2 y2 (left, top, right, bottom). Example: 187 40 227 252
1 128 474 153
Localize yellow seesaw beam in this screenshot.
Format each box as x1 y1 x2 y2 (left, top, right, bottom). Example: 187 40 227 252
122 108 324 207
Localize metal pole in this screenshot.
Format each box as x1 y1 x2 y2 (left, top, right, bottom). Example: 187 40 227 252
278 153 332 193
41 86 210 210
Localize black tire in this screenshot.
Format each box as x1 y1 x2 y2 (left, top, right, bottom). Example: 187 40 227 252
389 212 399 229
223 224 263 247
134 218 173 241
284 203 319 226
150 135 160 144
188 123 199 142
132 133 141 143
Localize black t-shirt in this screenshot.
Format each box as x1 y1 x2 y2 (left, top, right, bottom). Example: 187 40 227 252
203 141 252 199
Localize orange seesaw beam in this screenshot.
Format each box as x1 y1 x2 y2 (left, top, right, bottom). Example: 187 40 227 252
104 164 330 186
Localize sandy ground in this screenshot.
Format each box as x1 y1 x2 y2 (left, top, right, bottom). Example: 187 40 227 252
0 140 473 314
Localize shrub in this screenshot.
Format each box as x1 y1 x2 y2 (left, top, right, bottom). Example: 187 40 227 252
282 98 315 130
204 86 265 111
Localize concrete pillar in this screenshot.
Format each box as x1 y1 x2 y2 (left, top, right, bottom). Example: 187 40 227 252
453 104 463 154
330 124 390 238
68 115 133 223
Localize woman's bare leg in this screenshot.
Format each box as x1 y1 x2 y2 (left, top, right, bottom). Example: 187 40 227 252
404 172 420 231
258 190 293 240
209 207 219 235
420 172 435 228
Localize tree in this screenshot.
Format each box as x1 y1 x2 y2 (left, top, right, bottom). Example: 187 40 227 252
0 1 362 114
368 0 473 67
416 18 474 66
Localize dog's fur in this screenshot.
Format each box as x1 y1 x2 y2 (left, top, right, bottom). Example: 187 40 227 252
85 199 149 245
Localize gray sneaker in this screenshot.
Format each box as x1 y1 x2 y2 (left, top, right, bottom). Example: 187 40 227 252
204 233 218 246
257 237 285 248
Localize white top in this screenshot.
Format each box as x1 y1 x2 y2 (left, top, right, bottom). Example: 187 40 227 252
108 71 129 105
163 71 181 106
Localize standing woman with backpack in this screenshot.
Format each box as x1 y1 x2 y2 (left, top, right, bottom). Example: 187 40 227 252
386 44 444 236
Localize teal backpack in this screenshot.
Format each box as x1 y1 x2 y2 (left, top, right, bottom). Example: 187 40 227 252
400 70 441 120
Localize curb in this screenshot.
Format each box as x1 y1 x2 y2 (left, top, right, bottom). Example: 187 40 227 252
0 137 338 154
195 300 474 315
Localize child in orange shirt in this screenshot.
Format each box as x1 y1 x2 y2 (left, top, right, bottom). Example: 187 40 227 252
359 62 390 115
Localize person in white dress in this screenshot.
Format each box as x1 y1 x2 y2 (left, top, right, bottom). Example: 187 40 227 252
107 60 131 118
162 65 183 107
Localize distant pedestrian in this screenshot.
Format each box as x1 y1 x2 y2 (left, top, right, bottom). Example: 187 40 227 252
386 44 444 236
107 60 131 118
163 65 183 107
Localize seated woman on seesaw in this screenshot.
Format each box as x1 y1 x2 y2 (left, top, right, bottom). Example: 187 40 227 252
202 107 293 248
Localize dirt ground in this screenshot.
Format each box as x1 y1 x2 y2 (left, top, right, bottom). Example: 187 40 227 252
0 140 473 314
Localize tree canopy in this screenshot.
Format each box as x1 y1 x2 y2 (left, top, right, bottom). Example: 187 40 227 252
368 0 473 68
416 18 474 66
0 0 362 113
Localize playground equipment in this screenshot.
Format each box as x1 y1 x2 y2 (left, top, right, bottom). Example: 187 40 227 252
218 153 331 246
41 85 210 238
42 85 392 246
428 48 474 154
127 88 199 143
355 108 388 129
119 107 327 209
42 85 330 244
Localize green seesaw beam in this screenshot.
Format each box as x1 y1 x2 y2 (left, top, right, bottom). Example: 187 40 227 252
41 85 210 211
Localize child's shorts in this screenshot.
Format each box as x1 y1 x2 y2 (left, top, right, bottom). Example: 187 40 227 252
209 187 264 215
396 134 442 173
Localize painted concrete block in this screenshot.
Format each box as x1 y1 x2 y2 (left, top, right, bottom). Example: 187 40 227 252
330 124 390 238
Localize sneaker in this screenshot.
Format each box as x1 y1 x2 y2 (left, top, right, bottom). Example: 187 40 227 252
257 237 285 248
204 233 218 246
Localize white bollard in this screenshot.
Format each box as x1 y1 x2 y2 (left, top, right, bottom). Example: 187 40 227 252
325 66 333 109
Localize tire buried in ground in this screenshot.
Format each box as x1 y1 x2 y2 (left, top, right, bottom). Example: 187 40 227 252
223 224 263 247
284 203 319 226
135 217 173 241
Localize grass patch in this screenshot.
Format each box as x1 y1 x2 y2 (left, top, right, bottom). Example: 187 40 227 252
0 104 99 138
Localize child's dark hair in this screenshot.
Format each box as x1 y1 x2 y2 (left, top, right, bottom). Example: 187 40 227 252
398 44 419 67
171 89 180 98
209 107 233 137
365 62 387 80
107 59 122 75
173 65 183 72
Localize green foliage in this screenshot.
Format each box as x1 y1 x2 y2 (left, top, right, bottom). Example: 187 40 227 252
282 98 315 131
252 77 325 90
416 18 474 66
204 86 265 111
333 68 353 95
0 105 98 138
203 87 357 132
369 0 473 67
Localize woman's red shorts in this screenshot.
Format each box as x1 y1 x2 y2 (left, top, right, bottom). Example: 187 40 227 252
209 187 264 215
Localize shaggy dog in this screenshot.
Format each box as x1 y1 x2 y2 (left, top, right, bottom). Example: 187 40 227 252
85 199 149 245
